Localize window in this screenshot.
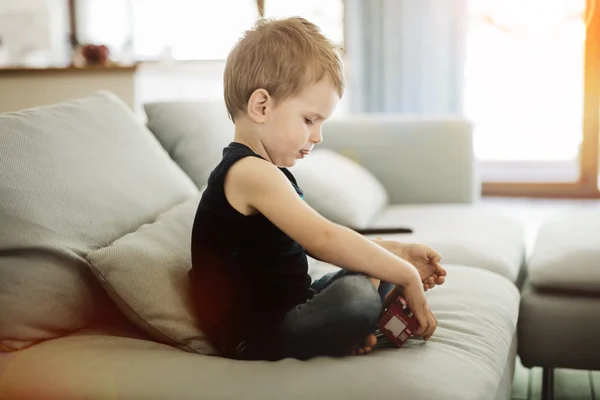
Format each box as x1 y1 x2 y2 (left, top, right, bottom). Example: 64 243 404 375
465 0 600 196
467 1 587 163
75 0 259 61
74 0 344 61
262 0 344 45
132 0 259 60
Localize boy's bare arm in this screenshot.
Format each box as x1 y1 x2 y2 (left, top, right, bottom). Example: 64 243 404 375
225 157 421 287
307 238 382 261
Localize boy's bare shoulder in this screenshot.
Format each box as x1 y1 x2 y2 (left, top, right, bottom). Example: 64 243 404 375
225 156 294 215
227 155 284 189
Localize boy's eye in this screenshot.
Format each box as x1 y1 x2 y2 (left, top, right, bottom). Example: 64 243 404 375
304 118 314 125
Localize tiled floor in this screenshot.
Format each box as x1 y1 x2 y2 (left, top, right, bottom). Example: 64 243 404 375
512 358 600 400
480 197 600 400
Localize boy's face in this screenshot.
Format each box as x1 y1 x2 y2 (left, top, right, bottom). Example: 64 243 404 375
261 79 339 167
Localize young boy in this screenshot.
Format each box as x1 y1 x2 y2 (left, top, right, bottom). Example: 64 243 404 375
189 16 446 361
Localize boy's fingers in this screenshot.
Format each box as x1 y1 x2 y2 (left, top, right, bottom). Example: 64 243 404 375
415 305 431 336
430 311 437 338
416 315 429 336
425 316 434 338
436 276 446 284
424 310 437 340
422 313 431 339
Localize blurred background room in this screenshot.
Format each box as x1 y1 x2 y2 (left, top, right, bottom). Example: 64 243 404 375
1 2 599 397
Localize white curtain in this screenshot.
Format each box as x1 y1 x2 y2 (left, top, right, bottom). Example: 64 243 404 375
344 0 469 114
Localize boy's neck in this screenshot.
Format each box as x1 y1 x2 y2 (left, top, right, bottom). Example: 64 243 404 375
233 124 273 164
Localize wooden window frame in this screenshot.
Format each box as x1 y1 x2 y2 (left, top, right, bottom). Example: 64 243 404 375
257 0 265 17
68 0 77 46
482 0 600 199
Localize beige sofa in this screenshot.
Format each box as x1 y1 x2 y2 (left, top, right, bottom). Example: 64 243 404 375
0 92 526 400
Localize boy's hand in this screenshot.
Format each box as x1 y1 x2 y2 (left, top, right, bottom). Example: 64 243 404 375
383 281 437 340
375 239 446 291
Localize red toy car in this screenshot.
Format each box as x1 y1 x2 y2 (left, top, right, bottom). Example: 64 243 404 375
377 296 420 348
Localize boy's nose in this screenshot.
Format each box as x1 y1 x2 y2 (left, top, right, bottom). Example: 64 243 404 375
311 129 323 144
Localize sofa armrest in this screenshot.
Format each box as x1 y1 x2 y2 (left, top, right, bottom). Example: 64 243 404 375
321 115 478 204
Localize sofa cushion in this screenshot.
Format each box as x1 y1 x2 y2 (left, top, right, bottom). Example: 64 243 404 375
518 282 600 370
369 204 526 283
144 101 233 189
0 265 520 400
289 149 389 229
86 194 216 355
527 210 600 293
0 91 198 351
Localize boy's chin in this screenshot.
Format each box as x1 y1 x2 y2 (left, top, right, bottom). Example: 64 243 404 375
280 160 297 168
277 157 299 168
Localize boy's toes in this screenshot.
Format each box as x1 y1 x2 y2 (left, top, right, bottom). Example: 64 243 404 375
350 334 377 356
365 333 377 348
437 265 447 276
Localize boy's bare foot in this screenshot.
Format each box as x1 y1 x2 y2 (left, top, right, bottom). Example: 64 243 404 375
350 333 377 356
370 278 380 289
373 239 446 291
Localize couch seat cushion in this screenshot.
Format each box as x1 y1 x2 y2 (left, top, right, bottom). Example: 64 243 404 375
0 91 198 351
1 266 519 400
370 204 526 283
528 210 600 293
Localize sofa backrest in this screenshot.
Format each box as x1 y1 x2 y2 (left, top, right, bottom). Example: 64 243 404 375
321 115 476 204
144 100 234 190
0 91 198 351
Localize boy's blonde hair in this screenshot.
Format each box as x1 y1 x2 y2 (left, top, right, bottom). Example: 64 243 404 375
224 17 345 122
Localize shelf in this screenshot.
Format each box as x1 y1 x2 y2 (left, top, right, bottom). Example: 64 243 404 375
0 63 139 75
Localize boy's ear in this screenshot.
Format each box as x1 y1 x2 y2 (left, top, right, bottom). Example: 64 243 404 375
247 88 271 123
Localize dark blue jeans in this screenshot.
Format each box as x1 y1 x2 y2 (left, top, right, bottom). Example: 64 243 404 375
236 269 394 361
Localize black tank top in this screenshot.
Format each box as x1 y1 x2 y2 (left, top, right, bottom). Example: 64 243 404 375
189 142 311 354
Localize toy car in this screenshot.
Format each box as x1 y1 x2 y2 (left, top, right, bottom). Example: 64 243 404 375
377 296 420 348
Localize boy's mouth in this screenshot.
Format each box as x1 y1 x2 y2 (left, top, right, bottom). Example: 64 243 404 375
299 149 310 158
